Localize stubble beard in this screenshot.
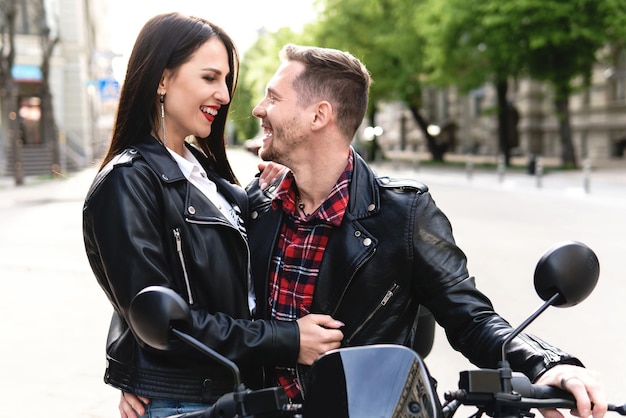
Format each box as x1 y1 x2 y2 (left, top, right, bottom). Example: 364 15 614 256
258 142 277 163
259 117 305 166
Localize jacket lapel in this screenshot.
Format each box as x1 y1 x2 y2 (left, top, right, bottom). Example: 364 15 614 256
311 151 379 313
312 213 377 313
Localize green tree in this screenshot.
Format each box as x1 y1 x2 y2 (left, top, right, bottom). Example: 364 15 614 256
309 0 450 160
420 0 533 165
520 0 618 168
230 27 305 142
422 0 623 168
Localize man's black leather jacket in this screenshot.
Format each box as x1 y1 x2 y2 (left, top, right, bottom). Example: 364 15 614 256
246 149 582 396
83 136 299 403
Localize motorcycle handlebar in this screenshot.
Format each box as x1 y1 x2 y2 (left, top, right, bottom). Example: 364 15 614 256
527 385 574 402
518 385 626 416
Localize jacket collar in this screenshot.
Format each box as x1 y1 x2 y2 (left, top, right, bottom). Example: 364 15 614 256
260 147 381 221
347 148 381 219
131 135 186 183
132 135 248 215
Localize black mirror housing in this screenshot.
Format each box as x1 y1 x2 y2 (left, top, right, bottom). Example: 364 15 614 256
534 241 600 308
128 286 192 350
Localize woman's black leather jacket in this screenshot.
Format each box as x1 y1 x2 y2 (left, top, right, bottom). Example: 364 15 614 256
82 135 299 403
246 149 582 397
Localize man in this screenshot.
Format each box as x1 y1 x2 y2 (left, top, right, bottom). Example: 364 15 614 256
245 44 606 418
121 43 606 417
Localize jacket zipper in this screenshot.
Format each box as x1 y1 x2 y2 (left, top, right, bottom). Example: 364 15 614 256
184 218 253 313
295 251 380 400
345 282 400 345
297 280 398 398
173 228 194 304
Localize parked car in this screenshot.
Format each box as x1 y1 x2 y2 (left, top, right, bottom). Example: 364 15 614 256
243 137 263 156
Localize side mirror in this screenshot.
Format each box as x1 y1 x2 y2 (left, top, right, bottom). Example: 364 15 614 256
129 286 244 386
534 241 600 308
128 286 191 350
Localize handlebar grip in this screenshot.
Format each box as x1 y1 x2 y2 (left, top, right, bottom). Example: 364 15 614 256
510 379 577 409
511 376 575 403
520 384 577 410
528 384 575 402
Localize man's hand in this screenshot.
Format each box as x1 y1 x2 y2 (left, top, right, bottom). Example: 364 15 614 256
535 364 607 418
119 391 149 418
296 314 344 365
258 161 288 190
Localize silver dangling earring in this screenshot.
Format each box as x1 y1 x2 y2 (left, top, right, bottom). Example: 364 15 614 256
159 92 166 147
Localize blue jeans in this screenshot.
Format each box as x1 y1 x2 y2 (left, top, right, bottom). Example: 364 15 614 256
139 399 210 418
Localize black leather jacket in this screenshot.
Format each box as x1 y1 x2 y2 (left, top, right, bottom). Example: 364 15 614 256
246 150 581 396
82 135 299 403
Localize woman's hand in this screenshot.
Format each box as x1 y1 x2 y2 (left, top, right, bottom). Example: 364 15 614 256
119 391 150 418
258 162 288 190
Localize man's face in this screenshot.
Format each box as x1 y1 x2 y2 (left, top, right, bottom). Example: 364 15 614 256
252 61 311 164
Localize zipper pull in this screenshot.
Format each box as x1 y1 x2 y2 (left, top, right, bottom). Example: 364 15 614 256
381 283 399 306
381 290 393 306
174 228 182 251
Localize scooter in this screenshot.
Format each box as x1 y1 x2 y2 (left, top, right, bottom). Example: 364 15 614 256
128 241 626 418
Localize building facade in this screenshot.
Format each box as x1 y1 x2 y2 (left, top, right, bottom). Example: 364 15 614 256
0 0 117 178
371 48 626 166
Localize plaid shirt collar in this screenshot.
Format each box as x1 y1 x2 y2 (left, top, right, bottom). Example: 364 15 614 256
272 151 353 225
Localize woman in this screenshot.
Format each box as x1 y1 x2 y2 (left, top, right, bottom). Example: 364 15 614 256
82 13 343 418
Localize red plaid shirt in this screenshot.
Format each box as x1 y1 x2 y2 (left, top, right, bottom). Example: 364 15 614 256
268 152 353 399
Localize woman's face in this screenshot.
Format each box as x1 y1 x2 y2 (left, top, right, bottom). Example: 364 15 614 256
160 37 231 143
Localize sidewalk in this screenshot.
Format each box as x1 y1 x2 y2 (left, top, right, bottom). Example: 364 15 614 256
377 151 626 204
2 151 624 211
0 164 98 199
0 163 118 418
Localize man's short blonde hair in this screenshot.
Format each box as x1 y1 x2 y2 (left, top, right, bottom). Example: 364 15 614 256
280 44 371 141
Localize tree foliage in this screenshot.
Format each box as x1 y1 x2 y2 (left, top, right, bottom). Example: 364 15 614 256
308 0 453 160
230 27 305 142
233 0 625 165
420 0 625 167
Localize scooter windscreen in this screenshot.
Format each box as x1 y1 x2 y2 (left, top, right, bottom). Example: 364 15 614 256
303 344 442 418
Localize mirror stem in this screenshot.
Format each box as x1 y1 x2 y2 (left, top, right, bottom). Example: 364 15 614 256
171 328 242 388
499 292 561 393
500 292 560 361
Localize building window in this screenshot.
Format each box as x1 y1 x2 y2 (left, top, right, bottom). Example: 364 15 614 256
606 49 626 103
471 88 485 117
15 0 40 36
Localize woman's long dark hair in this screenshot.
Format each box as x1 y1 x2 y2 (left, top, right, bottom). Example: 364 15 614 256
100 12 240 184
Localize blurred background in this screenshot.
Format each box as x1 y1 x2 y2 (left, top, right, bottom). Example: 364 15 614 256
0 0 625 186
0 1 625 416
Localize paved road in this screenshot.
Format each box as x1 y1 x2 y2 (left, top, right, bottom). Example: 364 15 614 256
0 165 118 417
0 149 624 417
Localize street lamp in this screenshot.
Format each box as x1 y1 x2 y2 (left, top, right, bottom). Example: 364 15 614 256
363 125 383 162
363 125 383 141
427 124 441 137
